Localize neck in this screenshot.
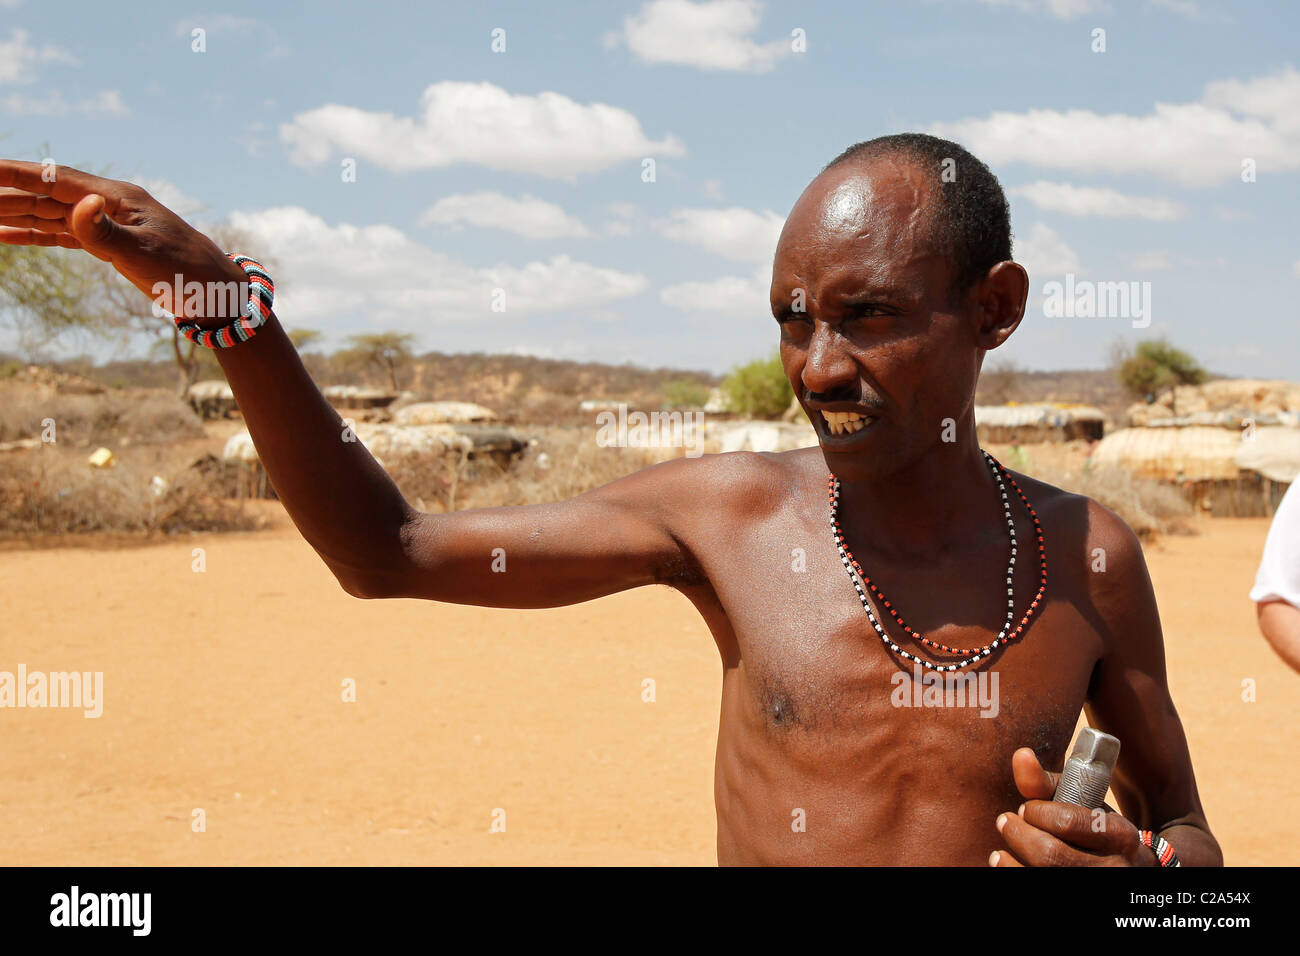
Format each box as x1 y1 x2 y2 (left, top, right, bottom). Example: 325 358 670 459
834 428 1000 558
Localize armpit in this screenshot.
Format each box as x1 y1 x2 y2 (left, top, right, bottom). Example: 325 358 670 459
651 550 709 587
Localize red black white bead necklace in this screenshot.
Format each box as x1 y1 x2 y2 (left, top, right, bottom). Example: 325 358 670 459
828 449 1047 671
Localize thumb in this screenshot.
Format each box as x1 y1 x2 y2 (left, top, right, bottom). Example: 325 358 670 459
69 194 125 258
1012 747 1060 801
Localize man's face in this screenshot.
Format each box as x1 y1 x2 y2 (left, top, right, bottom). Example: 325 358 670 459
770 157 983 483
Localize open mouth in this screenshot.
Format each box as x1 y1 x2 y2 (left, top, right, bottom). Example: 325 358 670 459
817 409 878 438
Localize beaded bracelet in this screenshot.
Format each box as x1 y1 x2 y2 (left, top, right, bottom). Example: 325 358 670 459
1139 829 1182 867
174 254 275 349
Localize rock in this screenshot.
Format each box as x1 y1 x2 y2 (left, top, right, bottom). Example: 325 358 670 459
322 385 399 409
394 401 498 425
186 380 237 420
221 431 260 463
87 447 114 468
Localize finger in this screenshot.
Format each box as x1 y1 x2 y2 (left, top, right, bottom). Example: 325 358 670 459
0 226 83 249
998 810 1091 866
0 188 71 219
989 849 1023 867
1019 800 1135 856
68 194 126 255
1012 747 1060 800
0 215 68 232
0 160 110 204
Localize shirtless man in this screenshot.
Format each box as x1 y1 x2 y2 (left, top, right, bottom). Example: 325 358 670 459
0 133 1221 866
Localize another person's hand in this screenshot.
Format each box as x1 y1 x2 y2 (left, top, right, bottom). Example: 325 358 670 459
990 747 1155 866
0 160 245 325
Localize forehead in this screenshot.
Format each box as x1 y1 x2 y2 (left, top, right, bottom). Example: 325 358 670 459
773 157 941 293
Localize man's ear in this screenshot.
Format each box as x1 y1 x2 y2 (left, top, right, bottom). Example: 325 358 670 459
972 260 1029 350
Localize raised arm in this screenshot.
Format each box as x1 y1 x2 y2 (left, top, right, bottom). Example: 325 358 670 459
0 162 695 607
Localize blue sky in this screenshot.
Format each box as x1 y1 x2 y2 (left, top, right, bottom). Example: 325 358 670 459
2 0 1297 377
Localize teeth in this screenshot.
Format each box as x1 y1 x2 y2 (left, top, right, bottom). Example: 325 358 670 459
820 410 872 435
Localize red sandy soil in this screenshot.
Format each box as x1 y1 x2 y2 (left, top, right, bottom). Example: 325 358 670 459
1 511 1294 865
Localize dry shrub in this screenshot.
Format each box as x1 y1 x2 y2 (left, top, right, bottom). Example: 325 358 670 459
0 382 204 446
382 426 661 512
0 447 260 538
1027 463 1194 538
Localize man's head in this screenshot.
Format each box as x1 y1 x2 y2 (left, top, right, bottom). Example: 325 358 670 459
770 132 1028 482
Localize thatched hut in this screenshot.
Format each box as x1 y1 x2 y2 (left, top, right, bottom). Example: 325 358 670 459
975 404 1106 443
1091 425 1296 516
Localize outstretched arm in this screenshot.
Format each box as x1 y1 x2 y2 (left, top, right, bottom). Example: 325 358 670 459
0 162 695 606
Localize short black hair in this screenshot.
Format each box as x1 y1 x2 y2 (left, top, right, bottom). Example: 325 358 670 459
823 132 1012 301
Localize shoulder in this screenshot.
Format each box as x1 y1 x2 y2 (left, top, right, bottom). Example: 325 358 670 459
631 446 808 521
1004 469 1162 665
1003 469 1152 619
1005 468 1144 560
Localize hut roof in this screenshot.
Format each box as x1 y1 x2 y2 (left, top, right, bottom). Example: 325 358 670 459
974 403 1106 428
1091 426 1242 481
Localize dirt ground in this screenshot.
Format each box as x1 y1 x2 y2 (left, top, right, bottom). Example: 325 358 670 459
1 510 1294 866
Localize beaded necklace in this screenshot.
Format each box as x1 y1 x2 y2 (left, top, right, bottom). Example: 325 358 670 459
827 450 1047 671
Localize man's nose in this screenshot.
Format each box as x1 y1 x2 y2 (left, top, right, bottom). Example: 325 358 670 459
800 321 857 398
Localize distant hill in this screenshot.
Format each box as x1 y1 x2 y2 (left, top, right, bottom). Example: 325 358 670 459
2 349 719 425
2 348 1183 425
975 367 1132 419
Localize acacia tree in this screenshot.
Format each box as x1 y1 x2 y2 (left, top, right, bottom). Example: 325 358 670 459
1116 339 1207 416
336 331 416 391
0 243 99 358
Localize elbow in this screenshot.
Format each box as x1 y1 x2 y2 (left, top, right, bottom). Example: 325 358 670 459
337 573 381 600
328 561 412 600
334 569 412 600
324 512 432 600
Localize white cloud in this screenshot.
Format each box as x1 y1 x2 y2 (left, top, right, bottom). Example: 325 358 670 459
0 28 77 85
660 267 771 318
609 0 789 72
1131 250 1173 272
281 81 684 179
653 206 785 262
1292 260 1300 278
135 179 205 218
975 0 1105 19
1009 180 1185 220
420 192 590 240
226 207 646 330
1149 0 1204 18
1014 223 1082 278
0 89 127 117
931 67 1300 187
172 15 256 37
603 203 641 236
172 16 291 57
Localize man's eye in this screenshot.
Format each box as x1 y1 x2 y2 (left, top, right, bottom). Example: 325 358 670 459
849 305 887 318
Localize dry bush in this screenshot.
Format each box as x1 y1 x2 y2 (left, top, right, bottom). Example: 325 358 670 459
1020 461 1194 538
0 447 260 538
0 382 204 446
383 426 661 512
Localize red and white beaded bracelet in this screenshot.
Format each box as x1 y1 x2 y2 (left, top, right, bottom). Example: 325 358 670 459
173 254 275 349
1139 829 1182 867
